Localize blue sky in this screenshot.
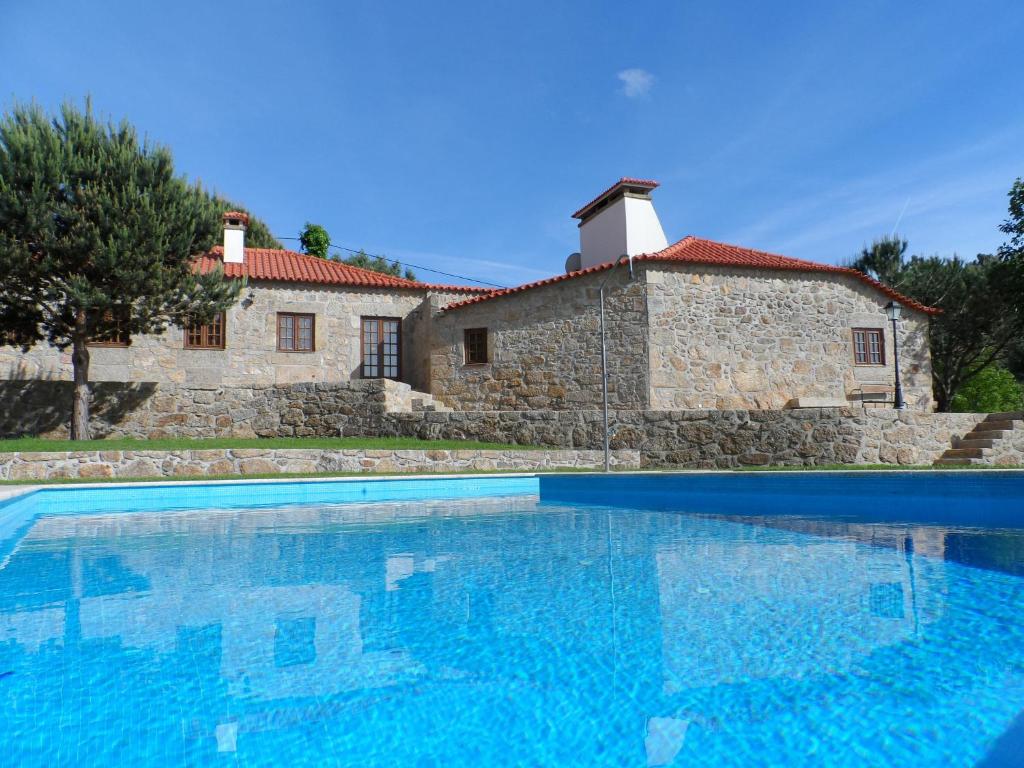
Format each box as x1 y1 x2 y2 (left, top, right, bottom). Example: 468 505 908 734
3 0 1023 287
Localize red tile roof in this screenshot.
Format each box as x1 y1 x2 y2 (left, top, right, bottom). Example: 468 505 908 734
196 246 488 293
442 236 939 314
572 177 660 220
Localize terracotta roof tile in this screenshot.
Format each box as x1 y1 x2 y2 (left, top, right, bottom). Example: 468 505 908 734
572 177 660 220
196 246 488 293
441 236 939 315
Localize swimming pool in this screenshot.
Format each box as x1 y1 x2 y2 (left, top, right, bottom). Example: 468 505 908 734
1 472 1022 766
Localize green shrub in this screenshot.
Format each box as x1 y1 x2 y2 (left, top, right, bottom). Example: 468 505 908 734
950 363 1024 412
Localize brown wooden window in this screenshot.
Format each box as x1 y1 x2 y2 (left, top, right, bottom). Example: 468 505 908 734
852 328 885 365
464 328 488 364
184 312 226 349
88 307 130 347
361 317 401 379
277 313 315 352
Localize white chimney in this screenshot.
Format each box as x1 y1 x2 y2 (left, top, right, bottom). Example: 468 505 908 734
571 178 668 271
222 211 248 264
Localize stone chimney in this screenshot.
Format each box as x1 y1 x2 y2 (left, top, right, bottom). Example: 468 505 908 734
222 211 249 264
571 178 668 271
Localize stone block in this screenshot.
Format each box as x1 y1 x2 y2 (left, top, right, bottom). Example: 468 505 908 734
238 458 277 474
78 463 114 478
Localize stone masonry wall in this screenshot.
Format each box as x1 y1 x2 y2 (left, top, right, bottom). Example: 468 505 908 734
0 281 433 388
430 268 648 410
646 264 934 410
1 381 1012 467
0 380 393 440
0 448 639 481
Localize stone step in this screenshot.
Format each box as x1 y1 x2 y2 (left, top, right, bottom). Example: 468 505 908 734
939 447 985 459
933 457 981 466
963 429 1008 441
957 438 996 449
979 420 1022 432
985 411 1024 421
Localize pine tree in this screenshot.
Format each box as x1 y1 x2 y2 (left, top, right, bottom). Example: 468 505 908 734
0 100 241 438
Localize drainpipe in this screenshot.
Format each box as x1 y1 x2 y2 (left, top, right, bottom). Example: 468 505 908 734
599 254 635 473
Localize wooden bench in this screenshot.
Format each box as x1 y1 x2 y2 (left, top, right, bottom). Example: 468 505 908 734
847 384 895 408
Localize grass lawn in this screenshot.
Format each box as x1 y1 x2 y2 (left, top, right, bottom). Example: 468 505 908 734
0 435 539 454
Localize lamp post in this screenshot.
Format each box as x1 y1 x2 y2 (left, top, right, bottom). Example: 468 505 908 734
885 301 906 410
599 254 634 472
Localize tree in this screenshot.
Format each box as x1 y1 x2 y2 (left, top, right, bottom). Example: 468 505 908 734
901 255 1023 411
950 362 1024 413
343 249 416 281
897 255 1022 411
850 249 1024 411
299 222 330 259
848 235 909 288
0 101 241 439
1000 177 1024 251
847 181 1024 412
201 194 281 250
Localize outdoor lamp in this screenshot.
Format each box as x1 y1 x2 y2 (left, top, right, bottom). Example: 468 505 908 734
884 301 906 409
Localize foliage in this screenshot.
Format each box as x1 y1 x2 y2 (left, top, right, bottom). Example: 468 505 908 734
850 181 1024 411
899 254 1022 411
199 194 281 250
0 100 242 438
298 222 331 259
1000 177 1024 251
1007 339 1024 382
949 361 1024 412
848 235 909 288
343 249 416 281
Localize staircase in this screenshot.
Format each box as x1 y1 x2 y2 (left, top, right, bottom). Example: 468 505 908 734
933 411 1024 466
380 379 451 414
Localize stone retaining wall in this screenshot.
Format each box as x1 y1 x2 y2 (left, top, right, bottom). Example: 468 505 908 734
2 381 1018 468
0 448 640 481
0 380 391 440
383 408 986 467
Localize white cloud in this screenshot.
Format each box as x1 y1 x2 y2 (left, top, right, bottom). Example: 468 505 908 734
617 68 654 99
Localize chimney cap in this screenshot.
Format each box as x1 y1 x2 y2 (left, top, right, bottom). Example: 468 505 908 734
572 177 660 221
223 210 250 226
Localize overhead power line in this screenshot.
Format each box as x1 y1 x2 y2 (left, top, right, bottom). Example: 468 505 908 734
274 236 506 289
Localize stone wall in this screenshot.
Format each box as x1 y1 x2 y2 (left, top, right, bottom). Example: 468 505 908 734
2 380 1014 467
0 281 439 389
0 380 396 440
430 268 648 410
989 421 1024 466
428 263 935 413
646 265 934 410
385 408 986 468
0 447 639 481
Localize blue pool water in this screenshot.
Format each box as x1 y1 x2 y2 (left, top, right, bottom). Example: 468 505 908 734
1 472 1023 766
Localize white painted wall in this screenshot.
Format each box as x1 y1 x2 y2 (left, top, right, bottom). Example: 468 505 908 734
223 226 245 264
624 196 669 258
578 195 668 270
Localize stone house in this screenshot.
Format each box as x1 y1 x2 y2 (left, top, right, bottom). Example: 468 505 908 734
429 179 936 411
0 212 487 394
1 181 937 420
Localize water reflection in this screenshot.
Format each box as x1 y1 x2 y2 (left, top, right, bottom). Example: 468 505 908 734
0 497 1022 767
709 512 1024 577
